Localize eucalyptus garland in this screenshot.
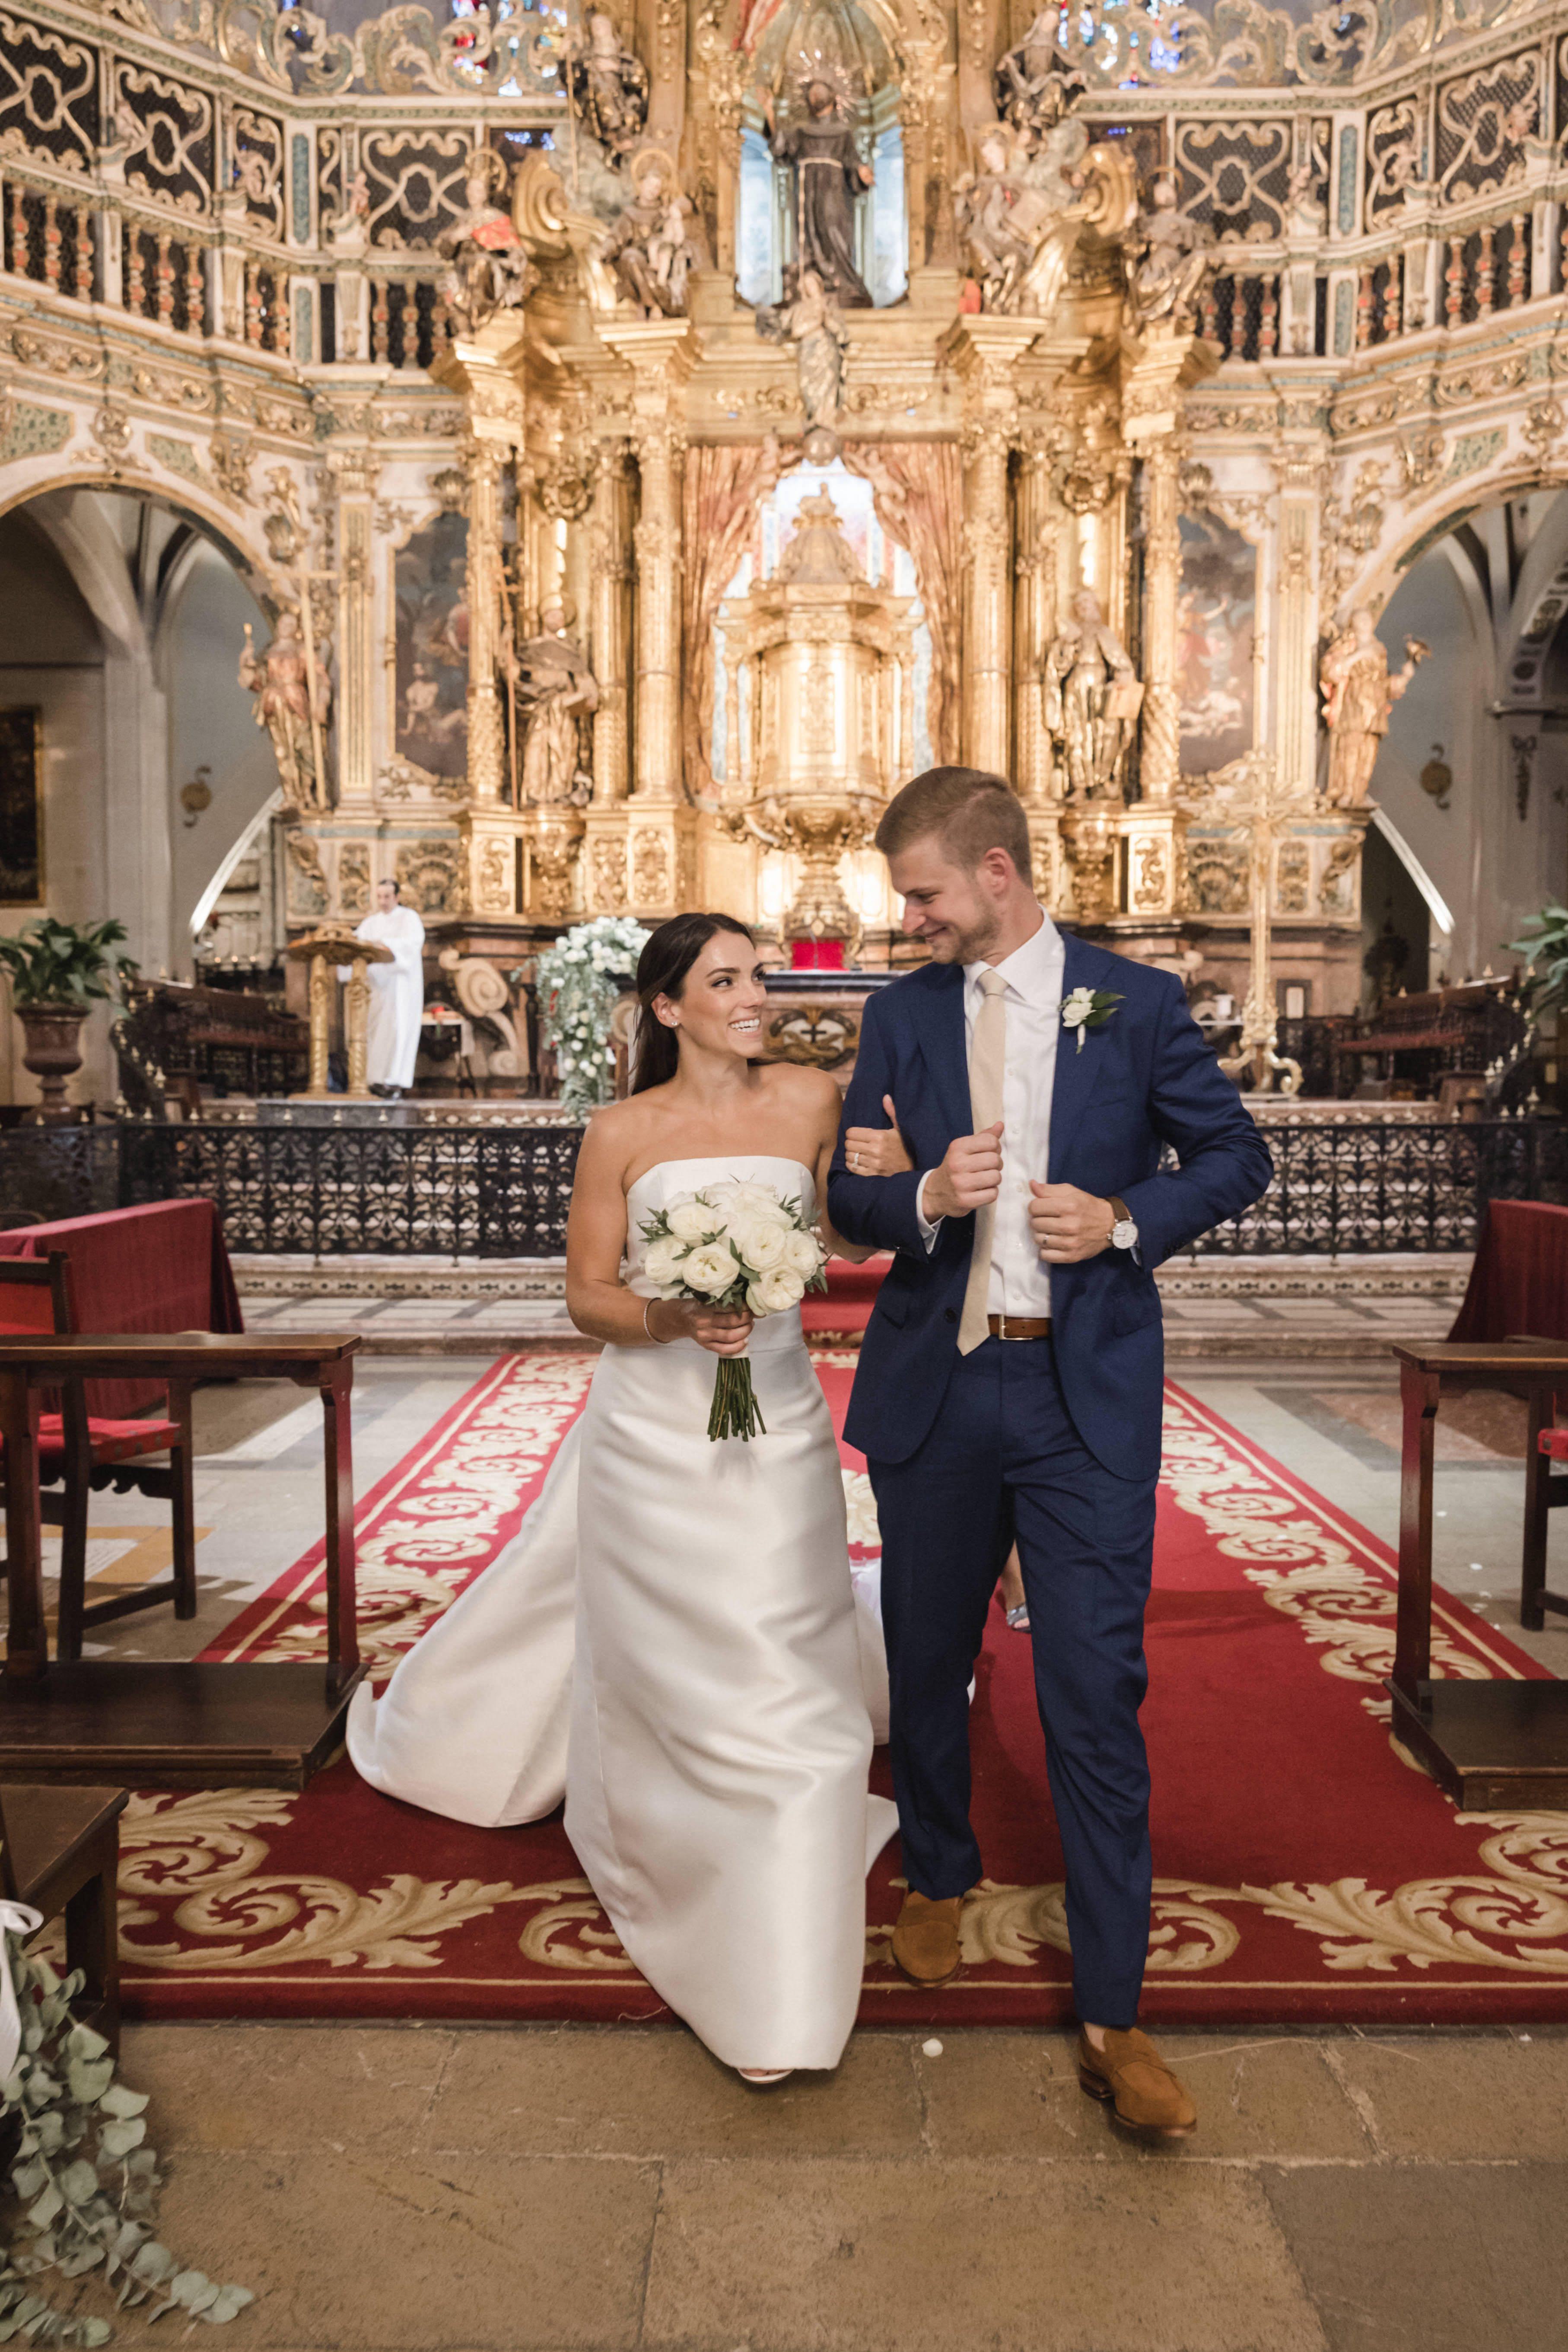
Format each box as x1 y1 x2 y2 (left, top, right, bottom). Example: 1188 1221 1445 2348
534 917 650 1116
2 1930 254 2343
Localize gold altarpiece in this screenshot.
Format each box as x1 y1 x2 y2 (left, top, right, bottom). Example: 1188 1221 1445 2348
269 0 1374 1069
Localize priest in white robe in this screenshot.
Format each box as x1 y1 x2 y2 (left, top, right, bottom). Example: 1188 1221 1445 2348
341 878 426 1094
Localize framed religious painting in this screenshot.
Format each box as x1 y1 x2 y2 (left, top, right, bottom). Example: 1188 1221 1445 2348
392 510 470 785
0 706 43 906
1176 512 1257 780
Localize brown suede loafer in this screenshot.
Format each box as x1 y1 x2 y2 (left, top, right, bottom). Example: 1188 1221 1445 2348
891 1891 964 1986
1077 2027 1197 2139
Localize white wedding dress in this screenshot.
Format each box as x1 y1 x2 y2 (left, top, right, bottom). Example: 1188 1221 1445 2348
348 1155 898 2073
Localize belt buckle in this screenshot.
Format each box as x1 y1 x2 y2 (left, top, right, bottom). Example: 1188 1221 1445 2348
997 1313 1030 1343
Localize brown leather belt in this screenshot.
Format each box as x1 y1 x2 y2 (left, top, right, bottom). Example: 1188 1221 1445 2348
987 1314 1053 1342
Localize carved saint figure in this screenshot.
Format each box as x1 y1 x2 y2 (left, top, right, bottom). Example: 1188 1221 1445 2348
512 604 599 805
1319 608 1430 807
601 155 698 316
756 265 846 432
438 167 535 336
775 489 862 585
239 610 329 812
1126 174 1214 331
758 77 874 310
993 8 1085 135
1044 589 1142 800
569 10 650 159
954 114 1092 316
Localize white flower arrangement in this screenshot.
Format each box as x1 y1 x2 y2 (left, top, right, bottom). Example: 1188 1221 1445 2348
640 1177 829 1440
534 916 651 1115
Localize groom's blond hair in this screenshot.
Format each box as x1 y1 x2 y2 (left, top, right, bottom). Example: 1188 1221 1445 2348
875 766 1031 879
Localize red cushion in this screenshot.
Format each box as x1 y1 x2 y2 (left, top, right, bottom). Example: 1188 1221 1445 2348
1539 1428 1568 1458
34 1414 180 1475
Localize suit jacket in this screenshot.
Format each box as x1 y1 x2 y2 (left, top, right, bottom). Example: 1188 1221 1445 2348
827 935 1274 1478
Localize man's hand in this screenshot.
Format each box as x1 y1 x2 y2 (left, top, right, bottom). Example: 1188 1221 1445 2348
923 1122 1004 1221
1028 1182 1115 1264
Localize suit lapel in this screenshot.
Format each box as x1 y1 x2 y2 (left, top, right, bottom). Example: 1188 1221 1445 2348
1047 935 1108 1183
914 964 971 1142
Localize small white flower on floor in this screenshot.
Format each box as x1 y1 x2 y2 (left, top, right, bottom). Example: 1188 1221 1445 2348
922 2039 943 2057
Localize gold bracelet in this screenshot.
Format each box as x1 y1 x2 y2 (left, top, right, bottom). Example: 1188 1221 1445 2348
643 1296 667 1345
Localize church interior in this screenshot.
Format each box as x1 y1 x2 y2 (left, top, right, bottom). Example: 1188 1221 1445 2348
4 0 1568 2343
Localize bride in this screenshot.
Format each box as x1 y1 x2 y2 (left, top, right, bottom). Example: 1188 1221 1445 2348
348 911 902 2082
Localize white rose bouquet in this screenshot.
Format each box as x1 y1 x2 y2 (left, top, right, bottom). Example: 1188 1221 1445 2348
639 1177 828 1441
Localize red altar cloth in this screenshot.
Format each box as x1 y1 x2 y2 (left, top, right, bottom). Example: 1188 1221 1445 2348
1448 1199 1568 1345
0 1200 243 1416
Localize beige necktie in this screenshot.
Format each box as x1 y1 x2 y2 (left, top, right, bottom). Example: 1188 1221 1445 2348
957 967 1007 1355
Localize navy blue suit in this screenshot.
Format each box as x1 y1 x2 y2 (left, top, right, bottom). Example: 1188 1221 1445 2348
828 935 1272 2023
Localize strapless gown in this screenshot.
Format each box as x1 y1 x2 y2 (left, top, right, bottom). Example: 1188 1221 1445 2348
347 1155 898 2072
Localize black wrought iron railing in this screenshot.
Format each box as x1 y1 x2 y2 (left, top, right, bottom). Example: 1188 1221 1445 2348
3 1117 1568 1260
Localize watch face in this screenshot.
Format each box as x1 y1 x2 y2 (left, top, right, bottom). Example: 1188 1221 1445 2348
1112 1219 1137 1248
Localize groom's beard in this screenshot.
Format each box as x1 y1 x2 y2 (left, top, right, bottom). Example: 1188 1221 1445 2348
925 902 1000 966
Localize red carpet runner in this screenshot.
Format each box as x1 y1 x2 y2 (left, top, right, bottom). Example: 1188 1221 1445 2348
114 1350 1568 2025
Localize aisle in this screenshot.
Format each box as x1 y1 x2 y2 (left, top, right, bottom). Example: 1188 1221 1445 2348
99 1346 1568 2027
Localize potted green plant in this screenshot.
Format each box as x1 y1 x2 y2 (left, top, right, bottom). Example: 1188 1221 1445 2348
0 917 138 1124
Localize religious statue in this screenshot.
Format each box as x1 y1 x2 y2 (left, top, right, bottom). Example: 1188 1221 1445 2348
335 878 426 1098
1125 175 1215 332
954 114 1098 317
993 8 1085 136
757 73 874 310
1044 589 1143 800
512 603 599 806
756 265 847 433
600 152 698 317
568 10 650 159
326 168 370 256
437 162 536 336
239 610 329 812
1318 608 1431 807
775 489 863 585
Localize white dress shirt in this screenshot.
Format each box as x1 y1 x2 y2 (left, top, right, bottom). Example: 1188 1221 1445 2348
916 907 1063 1316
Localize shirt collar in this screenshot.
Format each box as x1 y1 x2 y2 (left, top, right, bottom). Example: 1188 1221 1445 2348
965 906 1062 1008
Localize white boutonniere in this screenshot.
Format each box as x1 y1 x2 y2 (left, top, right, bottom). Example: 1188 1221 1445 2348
1060 986 1124 1054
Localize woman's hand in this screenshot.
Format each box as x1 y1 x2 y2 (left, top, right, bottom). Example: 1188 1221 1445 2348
647 1298 756 1356
843 1095 914 1179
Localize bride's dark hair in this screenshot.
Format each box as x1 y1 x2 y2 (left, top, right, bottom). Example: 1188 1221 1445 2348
631 912 758 1095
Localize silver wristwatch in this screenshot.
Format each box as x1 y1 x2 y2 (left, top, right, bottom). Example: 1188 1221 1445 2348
1108 1194 1139 1251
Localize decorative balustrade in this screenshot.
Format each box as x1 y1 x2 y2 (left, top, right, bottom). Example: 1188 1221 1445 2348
2 1116 1564 1260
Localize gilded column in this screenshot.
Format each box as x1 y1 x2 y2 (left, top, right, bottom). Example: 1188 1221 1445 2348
463 434 506 807
1272 436 1327 799
590 440 632 805
942 319 1076 783
328 447 376 808
598 319 696 917
1138 435 1182 803
600 320 695 803
1012 442 1052 805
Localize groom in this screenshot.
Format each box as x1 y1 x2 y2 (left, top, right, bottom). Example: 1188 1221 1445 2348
828 766 1272 2139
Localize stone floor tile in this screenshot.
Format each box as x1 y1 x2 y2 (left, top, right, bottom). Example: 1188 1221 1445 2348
121 2023 457 2155
1261 2160 1568 2352
917 2031 1372 2163
1324 2033 1568 2160
642 2158 1327 2352
421 2024 924 2158
101 2150 661 2351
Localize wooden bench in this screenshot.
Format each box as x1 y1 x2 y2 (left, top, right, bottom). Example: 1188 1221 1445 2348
0 1784 128 2053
